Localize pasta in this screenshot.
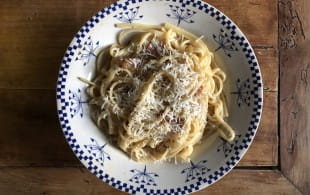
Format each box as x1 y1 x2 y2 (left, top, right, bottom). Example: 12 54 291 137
79 23 235 162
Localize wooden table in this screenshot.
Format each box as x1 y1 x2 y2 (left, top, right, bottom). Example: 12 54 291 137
0 0 309 194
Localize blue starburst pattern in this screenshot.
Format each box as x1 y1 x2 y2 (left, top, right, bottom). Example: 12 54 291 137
84 138 111 167
217 134 242 157
68 88 87 118
213 29 238 57
231 78 253 107
166 5 196 26
129 165 159 186
75 36 99 66
113 6 143 23
181 160 211 182
57 0 263 193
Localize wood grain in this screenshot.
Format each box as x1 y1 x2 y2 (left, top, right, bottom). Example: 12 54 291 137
239 92 278 166
0 0 114 90
279 0 310 194
207 0 278 46
255 48 278 92
0 0 277 89
0 0 279 167
0 89 78 166
0 168 300 195
205 170 300 195
0 89 276 166
0 0 283 193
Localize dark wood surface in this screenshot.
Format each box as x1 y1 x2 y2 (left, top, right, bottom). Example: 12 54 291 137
279 0 310 193
0 168 301 195
0 0 307 194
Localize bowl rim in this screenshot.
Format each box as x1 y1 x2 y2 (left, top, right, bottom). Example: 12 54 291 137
56 0 263 194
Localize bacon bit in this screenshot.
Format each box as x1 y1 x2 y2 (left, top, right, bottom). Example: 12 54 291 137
144 40 164 58
115 58 129 68
160 119 166 125
156 110 165 117
116 58 141 71
194 85 204 96
156 110 167 125
164 115 170 123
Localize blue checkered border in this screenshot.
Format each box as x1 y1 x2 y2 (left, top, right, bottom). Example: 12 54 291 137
56 0 263 194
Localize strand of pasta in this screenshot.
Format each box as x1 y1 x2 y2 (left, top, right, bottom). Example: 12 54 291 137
80 23 235 162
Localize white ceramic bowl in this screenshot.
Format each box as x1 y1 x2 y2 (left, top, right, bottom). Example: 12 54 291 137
56 0 263 194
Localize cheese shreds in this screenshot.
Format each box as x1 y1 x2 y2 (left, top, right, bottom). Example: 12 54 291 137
81 23 236 162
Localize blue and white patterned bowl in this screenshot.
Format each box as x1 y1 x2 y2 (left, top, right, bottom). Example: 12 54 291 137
56 0 263 194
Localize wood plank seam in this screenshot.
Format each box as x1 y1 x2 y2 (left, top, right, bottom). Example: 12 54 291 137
0 168 302 195
0 0 281 193
280 172 303 195
279 0 310 194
